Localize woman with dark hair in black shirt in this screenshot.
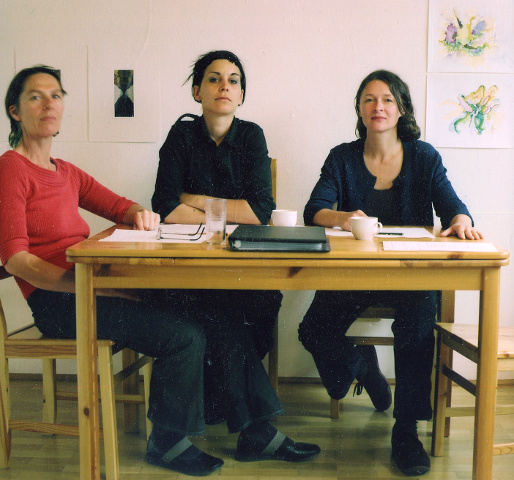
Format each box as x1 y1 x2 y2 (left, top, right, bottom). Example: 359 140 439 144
149 50 320 476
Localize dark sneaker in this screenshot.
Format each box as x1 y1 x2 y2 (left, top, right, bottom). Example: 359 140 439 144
391 431 430 476
353 345 392 411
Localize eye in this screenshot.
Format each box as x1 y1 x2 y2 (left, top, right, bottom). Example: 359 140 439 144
208 77 220 83
230 79 239 85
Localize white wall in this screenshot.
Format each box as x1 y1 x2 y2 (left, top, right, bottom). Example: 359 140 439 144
1 0 512 379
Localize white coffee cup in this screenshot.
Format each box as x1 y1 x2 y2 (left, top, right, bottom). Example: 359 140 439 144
350 216 383 240
271 209 297 227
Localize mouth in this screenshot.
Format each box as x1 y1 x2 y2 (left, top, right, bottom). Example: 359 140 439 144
216 97 231 101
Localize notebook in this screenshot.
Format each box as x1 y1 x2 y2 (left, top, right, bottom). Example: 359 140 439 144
228 225 330 252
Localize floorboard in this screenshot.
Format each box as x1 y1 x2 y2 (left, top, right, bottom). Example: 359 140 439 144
3 379 514 479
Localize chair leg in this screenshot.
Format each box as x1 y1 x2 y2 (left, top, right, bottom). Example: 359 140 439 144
330 398 340 419
0 358 11 467
431 331 450 457
98 346 119 480
143 360 153 440
42 358 57 424
122 349 139 433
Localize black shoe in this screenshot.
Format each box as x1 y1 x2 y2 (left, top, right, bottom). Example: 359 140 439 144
146 436 223 476
235 430 321 462
354 345 392 411
391 431 430 476
314 353 365 400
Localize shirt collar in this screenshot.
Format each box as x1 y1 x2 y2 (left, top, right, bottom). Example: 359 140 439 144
197 115 240 147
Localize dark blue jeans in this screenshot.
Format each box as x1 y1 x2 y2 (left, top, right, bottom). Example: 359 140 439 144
27 288 283 435
298 290 437 421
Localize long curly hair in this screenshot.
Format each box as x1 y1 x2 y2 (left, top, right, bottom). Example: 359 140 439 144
354 70 420 141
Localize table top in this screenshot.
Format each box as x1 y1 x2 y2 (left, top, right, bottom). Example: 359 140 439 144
66 225 509 264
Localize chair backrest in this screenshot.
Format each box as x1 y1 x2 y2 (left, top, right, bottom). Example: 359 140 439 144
271 158 277 204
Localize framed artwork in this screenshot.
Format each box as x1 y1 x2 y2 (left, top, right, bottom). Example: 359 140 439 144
88 46 159 142
426 73 513 148
0 47 15 145
15 45 88 142
428 0 514 73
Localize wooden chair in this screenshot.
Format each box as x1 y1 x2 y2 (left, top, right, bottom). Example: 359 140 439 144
267 158 279 392
431 322 514 461
0 267 152 480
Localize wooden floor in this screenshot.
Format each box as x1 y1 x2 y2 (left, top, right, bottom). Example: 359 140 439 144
3 379 514 479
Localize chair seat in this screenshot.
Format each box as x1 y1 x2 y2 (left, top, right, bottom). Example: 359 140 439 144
435 323 514 360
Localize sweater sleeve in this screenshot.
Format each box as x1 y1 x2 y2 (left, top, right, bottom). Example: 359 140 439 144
0 154 30 265
67 162 136 223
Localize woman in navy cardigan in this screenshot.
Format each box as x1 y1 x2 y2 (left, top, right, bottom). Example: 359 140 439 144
299 70 482 477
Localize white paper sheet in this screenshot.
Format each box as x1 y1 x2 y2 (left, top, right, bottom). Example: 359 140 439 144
99 224 239 243
383 241 497 252
326 227 435 239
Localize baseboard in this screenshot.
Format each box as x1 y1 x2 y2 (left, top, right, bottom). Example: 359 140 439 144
10 372 514 387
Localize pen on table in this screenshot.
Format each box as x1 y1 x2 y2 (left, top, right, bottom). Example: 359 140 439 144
380 232 404 236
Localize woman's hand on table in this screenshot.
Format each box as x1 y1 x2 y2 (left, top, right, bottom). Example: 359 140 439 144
440 215 483 240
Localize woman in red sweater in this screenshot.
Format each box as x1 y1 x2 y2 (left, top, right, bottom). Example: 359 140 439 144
0 65 319 476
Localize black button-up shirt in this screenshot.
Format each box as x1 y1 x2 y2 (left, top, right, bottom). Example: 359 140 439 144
152 114 275 225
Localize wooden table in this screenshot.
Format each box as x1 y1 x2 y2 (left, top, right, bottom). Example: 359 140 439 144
66 227 509 480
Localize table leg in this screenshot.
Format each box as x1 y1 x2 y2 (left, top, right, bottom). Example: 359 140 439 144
76 263 101 480
472 267 500 480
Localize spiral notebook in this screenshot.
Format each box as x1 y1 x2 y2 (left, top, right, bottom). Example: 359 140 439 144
228 225 330 252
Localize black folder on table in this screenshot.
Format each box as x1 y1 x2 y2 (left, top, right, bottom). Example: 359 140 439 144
228 225 330 252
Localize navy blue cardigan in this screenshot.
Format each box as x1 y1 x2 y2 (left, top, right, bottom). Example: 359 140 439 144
304 139 471 229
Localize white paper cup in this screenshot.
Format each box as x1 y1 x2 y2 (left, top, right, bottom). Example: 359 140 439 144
271 209 297 227
205 198 227 244
350 216 383 240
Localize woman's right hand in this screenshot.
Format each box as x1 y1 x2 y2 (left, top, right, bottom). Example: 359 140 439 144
340 210 367 231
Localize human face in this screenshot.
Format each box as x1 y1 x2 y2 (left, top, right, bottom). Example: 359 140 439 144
193 59 244 117
9 73 64 142
358 80 402 136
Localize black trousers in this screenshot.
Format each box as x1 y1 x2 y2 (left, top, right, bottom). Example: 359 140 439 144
27 288 283 435
298 290 437 421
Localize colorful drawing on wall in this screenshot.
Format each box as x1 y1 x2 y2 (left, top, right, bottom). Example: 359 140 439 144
428 0 514 72
426 74 513 148
114 70 134 118
452 84 499 135
89 46 159 142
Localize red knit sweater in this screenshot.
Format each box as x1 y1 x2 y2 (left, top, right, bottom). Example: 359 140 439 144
0 151 135 299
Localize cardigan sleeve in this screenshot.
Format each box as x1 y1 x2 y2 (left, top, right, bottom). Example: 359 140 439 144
304 149 345 226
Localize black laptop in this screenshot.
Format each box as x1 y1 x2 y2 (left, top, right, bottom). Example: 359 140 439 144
228 225 330 252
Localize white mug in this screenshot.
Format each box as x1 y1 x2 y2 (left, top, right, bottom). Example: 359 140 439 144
350 216 383 240
271 209 297 227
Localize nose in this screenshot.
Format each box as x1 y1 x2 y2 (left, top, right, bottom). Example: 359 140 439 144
219 79 229 91
43 95 55 109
